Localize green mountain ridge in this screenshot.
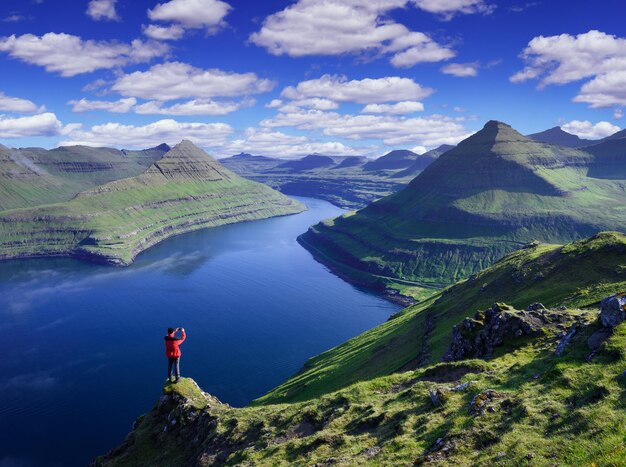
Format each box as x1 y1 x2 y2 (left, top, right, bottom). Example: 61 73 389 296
97 232 626 466
298 120 626 292
0 140 304 265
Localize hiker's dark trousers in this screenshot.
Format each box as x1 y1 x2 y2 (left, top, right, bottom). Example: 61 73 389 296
168 357 180 379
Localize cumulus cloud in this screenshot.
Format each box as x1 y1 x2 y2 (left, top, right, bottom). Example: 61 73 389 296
561 120 621 139
250 0 455 68
148 0 231 32
281 75 433 104
0 92 43 113
69 97 137 113
441 62 479 77
511 30 626 108
87 0 119 21
411 0 495 19
111 62 275 100
261 109 470 146
0 33 168 77
0 112 65 138
134 98 254 116
220 128 366 158
61 119 234 148
142 24 185 41
361 101 424 114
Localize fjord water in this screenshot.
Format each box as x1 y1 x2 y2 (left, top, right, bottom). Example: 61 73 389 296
0 197 400 466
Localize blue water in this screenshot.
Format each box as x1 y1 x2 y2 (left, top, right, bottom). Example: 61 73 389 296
0 197 400 466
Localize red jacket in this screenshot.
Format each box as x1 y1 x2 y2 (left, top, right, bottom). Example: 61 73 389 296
164 330 186 358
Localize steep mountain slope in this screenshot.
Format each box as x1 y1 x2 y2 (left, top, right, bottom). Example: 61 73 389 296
97 232 626 466
299 121 626 289
0 140 304 265
0 144 169 211
527 126 594 147
584 131 626 179
363 149 419 171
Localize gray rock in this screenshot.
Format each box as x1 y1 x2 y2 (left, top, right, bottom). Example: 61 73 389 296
587 328 612 350
555 324 577 356
600 293 626 327
526 303 546 311
361 446 381 457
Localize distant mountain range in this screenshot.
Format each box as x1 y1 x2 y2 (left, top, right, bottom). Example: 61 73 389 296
298 120 626 292
526 126 595 147
0 141 303 265
220 146 453 209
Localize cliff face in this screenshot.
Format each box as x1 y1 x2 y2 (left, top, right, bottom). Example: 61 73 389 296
0 140 305 265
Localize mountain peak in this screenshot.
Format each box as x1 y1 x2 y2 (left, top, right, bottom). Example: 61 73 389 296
527 126 593 148
146 139 231 181
463 120 529 145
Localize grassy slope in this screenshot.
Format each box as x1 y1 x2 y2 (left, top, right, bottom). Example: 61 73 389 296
99 234 626 466
0 141 304 265
300 121 626 288
259 232 626 405
0 145 166 211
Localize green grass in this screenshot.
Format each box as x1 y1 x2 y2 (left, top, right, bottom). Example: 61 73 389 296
258 232 626 405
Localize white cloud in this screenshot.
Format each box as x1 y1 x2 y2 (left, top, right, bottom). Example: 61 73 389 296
441 62 479 77
61 119 234 148
250 0 455 68
69 97 137 113
410 145 427 154
220 128 365 158
0 33 169 77
0 112 64 138
362 101 424 114
574 71 626 108
615 108 624 120
281 74 433 104
148 0 231 32
112 62 275 100
561 120 621 140
411 0 494 19
261 109 470 146
134 98 253 116
87 0 119 21
0 92 43 113
511 30 626 108
142 24 185 41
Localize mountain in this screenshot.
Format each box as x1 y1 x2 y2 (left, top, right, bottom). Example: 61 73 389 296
583 132 626 179
391 144 453 178
0 143 170 211
332 155 368 169
527 126 595 147
298 120 626 291
601 128 626 141
219 152 283 175
274 154 337 171
97 232 626 466
0 140 304 265
363 149 419 171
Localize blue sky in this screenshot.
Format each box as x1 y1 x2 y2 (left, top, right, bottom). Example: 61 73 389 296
0 0 624 157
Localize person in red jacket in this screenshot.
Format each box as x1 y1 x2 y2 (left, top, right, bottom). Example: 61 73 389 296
165 327 186 383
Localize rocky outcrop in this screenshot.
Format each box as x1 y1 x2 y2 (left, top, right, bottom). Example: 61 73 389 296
444 303 587 361
444 304 547 361
599 293 626 327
